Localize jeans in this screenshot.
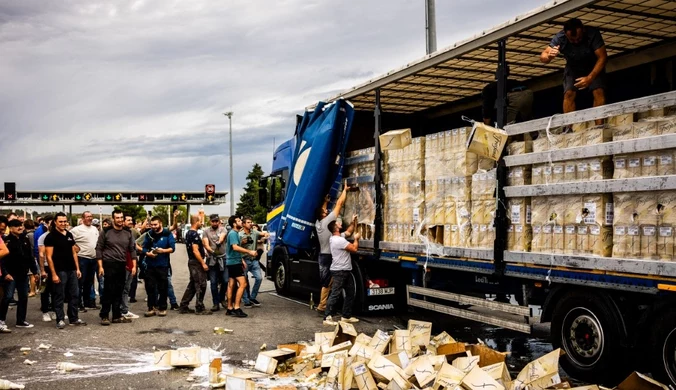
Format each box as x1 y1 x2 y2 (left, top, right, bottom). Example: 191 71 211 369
318 254 332 288
208 264 228 306
41 266 53 313
130 272 138 300
243 259 263 304
78 257 97 307
167 274 177 305
53 270 80 323
325 270 355 318
121 269 133 314
100 262 126 320
180 262 208 311
145 267 169 311
90 273 104 303
0 275 29 324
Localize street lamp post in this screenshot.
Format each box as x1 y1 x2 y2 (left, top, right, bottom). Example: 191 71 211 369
224 112 235 215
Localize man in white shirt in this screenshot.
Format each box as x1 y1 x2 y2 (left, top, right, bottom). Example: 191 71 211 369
323 220 360 325
69 211 100 311
314 182 348 313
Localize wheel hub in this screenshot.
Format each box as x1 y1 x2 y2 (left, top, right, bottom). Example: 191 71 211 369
562 308 605 368
276 264 285 287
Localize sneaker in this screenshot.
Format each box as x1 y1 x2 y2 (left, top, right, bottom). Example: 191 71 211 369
242 302 253 308
0 323 11 333
144 310 157 317
170 303 179 311
225 309 235 316
69 319 87 326
323 315 338 326
112 317 132 324
56 320 66 329
211 305 220 312
123 312 140 319
100 318 111 326
195 309 213 315
341 317 360 323
233 309 248 318
250 299 261 307
220 300 228 309
86 304 101 310
78 305 87 313
179 307 195 314
16 321 34 328
49 312 57 320
157 310 167 317
42 313 52 322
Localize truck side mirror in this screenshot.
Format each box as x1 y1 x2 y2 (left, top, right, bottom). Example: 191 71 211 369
258 188 268 208
270 178 280 206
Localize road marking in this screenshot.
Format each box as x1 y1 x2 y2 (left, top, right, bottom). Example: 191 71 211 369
267 292 309 307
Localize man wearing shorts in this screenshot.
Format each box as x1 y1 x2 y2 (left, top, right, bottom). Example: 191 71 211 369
224 216 256 318
541 18 607 124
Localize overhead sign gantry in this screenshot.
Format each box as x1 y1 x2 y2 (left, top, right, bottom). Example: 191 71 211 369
0 190 227 206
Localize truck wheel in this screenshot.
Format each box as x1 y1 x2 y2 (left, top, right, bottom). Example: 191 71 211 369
349 260 366 314
273 248 289 295
651 310 676 386
551 291 626 384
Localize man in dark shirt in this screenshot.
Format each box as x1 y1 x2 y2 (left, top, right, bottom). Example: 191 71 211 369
179 215 211 315
541 18 607 122
0 219 39 331
140 216 175 317
482 65 533 127
96 210 137 325
45 212 86 329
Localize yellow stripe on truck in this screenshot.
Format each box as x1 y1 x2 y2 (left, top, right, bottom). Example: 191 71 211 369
658 283 676 292
267 205 284 222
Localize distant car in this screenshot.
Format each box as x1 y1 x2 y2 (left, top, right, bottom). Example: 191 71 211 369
182 224 203 240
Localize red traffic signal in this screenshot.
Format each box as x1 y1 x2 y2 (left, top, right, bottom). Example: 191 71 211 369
205 184 215 195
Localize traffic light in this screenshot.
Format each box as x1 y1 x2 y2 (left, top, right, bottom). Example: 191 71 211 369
206 195 214 203
74 194 83 201
41 194 49 202
180 193 187 201
51 194 60 202
171 194 179 202
83 193 92 201
4 182 16 201
105 194 113 202
114 193 123 201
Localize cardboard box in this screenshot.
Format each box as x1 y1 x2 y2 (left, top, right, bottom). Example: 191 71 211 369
391 330 413 357
380 129 412 151
482 362 511 386
387 372 413 390
254 348 296 374
461 366 504 390
385 351 410 369
322 350 349 368
510 349 562 390
433 362 466 390
408 320 433 347
466 122 508 161
316 329 338 349
466 344 507 367
324 340 353 354
452 356 480 373
368 353 408 383
225 372 267 390
169 347 202 367
409 356 437 387
327 356 346 389
352 362 379 390
349 343 377 363
277 344 306 356
615 372 669 390
437 342 467 357
370 330 393 353
356 333 374 346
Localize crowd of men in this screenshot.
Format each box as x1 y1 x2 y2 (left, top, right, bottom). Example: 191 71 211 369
0 210 268 332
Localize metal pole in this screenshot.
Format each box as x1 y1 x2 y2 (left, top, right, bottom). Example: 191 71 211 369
224 112 235 215
494 39 508 276
373 88 383 253
425 0 437 55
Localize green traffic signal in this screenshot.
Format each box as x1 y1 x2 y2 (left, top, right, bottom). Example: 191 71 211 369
42 195 48 201
172 195 178 201
105 194 112 201
75 194 82 200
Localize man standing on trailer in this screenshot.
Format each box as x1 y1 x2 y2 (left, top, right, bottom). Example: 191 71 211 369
540 18 607 122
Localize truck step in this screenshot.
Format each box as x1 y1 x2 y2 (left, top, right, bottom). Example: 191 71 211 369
406 285 534 334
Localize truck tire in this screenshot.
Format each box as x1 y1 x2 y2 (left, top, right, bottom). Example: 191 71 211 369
272 247 290 295
551 291 627 384
349 260 366 315
651 309 676 386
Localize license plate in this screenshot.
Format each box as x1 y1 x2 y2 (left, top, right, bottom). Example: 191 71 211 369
367 287 395 296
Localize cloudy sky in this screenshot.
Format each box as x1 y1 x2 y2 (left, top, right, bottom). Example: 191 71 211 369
0 0 545 215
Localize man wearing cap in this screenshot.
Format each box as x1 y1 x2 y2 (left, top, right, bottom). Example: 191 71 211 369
541 18 607 122
203 214 227 311
70 211 100 311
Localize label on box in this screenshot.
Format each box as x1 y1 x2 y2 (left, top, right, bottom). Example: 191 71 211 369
526 205 532 224
553 225 563 234
615 226 626 236
589 161 600 172
643 156 656 167
660 227 673 237
578 162 590 172
605 203 614 225
565 164 576 173
553 165 564 174
629 158 641 168
643 226 656 236
589 225 601 235
628 226 640 236
584 202 597 224
515 225 523 233
660 155 673 165
578 225 588 235
533 167 541 176
511 205 521 225
507 225 514 233
451 225 458 232
615 159 626 169
413 208 420 223
353 364 368 375
533 225 541 234
565 225 576 234
544 166 552 176
480 225 488 232
543 225 552 234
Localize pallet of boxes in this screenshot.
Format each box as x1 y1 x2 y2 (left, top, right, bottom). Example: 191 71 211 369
504 104 676 262
236 320 667 390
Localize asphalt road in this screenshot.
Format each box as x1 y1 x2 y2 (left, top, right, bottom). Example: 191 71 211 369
0 244 556 389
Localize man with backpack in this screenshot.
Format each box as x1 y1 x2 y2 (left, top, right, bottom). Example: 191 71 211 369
96 210 137 325
141 216 175 317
